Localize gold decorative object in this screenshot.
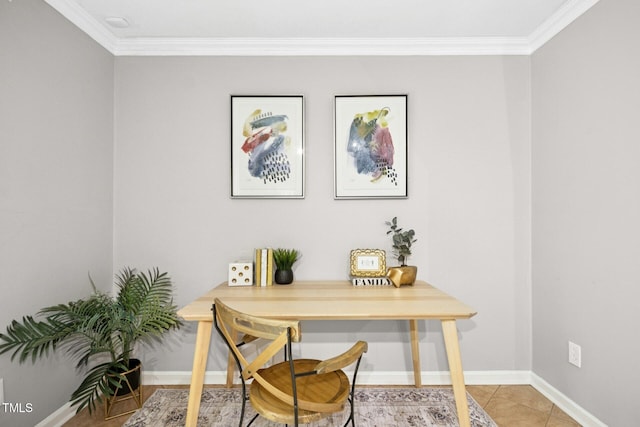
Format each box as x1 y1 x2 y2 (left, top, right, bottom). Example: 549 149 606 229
104 361 143 420
386 265 418 288
349 249 386 277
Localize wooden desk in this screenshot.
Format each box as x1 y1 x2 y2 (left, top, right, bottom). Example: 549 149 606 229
177 280 477 427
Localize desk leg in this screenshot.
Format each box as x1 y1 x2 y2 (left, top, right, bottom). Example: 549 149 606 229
185 320 213 427
409 319 422 387
441 319 470 427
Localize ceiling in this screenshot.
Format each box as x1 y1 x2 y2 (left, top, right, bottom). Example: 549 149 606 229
45 0 600 56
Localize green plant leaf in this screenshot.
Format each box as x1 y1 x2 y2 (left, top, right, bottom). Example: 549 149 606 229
0 266 183 414
386 217 417 265
273 248 300 270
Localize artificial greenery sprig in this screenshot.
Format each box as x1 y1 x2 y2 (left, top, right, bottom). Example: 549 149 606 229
385 217 417 266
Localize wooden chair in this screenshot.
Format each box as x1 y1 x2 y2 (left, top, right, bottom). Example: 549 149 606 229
212 297 368 427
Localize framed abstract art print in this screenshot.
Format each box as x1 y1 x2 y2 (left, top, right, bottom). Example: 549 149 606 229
231 95 305 198
334 95 408 199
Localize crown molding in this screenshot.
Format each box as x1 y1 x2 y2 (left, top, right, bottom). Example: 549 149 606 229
528 0 601 52
112 36 531 56
46 0 600 57
45 0 117 53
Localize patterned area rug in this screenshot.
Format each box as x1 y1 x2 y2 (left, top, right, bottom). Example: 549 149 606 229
122 387 497 427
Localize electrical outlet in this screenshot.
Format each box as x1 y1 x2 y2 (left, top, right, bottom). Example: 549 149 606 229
568 341 581 367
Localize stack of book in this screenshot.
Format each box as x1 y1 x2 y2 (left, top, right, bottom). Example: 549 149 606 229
351 276 392 286
254 248 274 286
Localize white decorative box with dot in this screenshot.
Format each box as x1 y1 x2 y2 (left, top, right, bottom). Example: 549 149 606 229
228 262 254 286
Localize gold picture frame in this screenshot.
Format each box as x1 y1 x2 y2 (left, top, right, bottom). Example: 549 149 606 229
349 249 386 277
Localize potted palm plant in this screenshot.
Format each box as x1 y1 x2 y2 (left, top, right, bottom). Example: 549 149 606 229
385 217 418 287
272 248 299 284
0 267 182 415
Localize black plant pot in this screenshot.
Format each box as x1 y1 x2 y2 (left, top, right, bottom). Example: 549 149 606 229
109 358 142 396
274 269 294 285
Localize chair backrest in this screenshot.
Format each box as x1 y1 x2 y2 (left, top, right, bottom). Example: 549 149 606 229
213 297 300 382
213 297 368 426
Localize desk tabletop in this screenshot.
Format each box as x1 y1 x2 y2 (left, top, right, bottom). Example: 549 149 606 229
177 280 476 321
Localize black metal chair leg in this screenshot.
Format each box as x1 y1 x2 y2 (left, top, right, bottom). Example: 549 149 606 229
342 397 355 427
246 413 260 426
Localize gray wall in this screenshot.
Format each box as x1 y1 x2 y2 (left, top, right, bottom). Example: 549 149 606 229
8 0 639 425
532 0 640 425
0 0 114 425
113 56 532 374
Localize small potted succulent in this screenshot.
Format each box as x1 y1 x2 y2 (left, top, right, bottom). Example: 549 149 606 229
385 217 418 287
272 248 299 285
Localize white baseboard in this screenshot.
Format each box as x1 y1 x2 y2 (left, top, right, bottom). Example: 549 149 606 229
34 401 74 427
142 369 533 386
36 370 605 427
531 373 607 427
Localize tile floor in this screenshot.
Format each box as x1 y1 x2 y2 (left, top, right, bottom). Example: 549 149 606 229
62 384 581 427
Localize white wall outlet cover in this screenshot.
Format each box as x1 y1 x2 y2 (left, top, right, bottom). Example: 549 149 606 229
568 341 582 368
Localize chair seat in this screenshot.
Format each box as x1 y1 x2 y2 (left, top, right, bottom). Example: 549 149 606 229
250 359 350 424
